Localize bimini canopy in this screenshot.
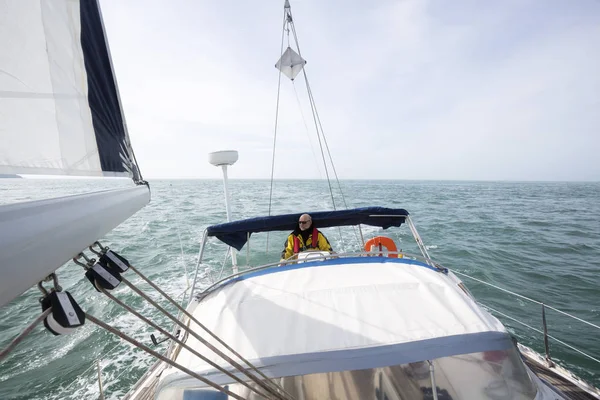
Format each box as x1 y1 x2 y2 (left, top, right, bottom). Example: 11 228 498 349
207 207 409 250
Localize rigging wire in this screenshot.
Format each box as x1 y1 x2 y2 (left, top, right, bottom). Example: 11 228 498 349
189 233 208 301
308 76 362 250
97 359 105 400
288 19 352 212
98 285 274 398
286 16 336 211
76 247 291 398
216 246 231 282
85 313 247 400
0 308 52 362
56 342 123 397
178 232 189 288
117 274 289 399
266 12 289 254
124 264 294 399
287 6 363 249
268 1 361 252
451 270 600 331
306 77 350 210
482 304 600 365
175 218 191 292
279 6 351 224
292 81 324 179
300 68 337 211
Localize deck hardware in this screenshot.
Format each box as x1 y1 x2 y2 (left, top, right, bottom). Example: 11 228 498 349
542 303 555 368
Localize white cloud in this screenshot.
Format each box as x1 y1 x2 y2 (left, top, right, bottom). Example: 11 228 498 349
100 0 600 180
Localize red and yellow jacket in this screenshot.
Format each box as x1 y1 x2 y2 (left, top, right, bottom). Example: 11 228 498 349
281 227 332 260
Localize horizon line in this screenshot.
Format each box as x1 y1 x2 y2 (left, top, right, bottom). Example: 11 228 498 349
8 176 599 183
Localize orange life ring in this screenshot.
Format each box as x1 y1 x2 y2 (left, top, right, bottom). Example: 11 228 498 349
364 236 399 258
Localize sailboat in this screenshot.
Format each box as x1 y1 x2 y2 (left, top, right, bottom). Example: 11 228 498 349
1 1 599 399
120 2 598 400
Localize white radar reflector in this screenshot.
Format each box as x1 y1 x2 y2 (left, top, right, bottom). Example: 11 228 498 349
275 47 306 81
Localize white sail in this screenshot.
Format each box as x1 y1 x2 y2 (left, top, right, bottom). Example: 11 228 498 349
0 0 150 307
0 0 139 179
275 46 306 81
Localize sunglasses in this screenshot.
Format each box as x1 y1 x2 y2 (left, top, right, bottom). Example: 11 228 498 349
299 220 310 225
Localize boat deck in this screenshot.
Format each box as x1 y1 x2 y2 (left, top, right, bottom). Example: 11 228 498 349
520 349 600 400
122 359 167 400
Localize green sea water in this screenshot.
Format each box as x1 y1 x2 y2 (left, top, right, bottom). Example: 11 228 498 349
0 179 599 399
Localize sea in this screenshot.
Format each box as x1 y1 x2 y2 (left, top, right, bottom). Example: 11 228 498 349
0 179 599 399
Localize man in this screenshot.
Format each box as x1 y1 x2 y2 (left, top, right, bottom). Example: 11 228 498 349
281 213 333 261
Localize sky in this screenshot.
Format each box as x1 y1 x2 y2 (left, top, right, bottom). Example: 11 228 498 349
100 0 600 181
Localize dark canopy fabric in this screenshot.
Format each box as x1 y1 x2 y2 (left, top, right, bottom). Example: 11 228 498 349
207 207 409 251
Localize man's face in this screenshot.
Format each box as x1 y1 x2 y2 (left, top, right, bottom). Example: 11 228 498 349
299 216 311 231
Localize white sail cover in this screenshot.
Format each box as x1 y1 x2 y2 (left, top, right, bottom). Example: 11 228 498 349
0 0 139 179
158 259 512 390
275 46 307 81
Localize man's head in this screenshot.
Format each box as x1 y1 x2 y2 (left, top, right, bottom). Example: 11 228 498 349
298 214 312 231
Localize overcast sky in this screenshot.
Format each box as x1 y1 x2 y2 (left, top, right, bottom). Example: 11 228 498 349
100 0 600 181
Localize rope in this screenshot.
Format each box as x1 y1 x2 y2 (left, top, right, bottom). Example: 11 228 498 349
292 81 323 179
292 77 347 250
75 250 288 398
482 303 600 364
451 270 600 331
306 78 352 211
102 338 176 394
286 17 336 211
56 342 122 395
0 308 52 362
174 217 192 307
98 285 273 398
286 6 346 206
287 8 362 248
85 313 246 400
266 2 361 254
188 233 208 303
216 247 231 282
122 268 293 400
97 359 105 400
266 11 289 254
127 133 145 184
176 221 190 289
120 275 282 397
302 70 336 210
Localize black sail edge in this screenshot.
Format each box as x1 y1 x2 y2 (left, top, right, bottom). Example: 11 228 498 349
80 0 142 181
